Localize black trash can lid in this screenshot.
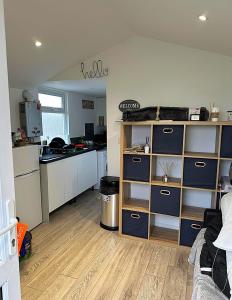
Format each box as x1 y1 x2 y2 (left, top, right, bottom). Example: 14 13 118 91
101 176 119 184
100 176 119 195
100 176 119 190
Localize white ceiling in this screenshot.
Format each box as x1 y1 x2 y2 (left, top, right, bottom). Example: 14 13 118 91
41 79 106 97
4 0 232 88
4 0 132 88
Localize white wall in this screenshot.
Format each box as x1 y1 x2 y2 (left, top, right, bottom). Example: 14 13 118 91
68 92 106 138
8 87 106 138
95 97 107 126
9 88 23 132
54 36 232 176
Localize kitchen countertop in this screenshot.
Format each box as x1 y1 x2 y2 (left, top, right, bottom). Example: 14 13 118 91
40 145 106 164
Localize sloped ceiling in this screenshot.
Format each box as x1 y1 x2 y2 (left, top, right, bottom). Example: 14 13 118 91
4 0 232 88
41 79 106 97
4 0 132 88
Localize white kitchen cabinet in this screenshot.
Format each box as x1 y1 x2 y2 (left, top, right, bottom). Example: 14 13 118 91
40 150 97 222
63 157 73 202
76 151 98 194
46 159 66 213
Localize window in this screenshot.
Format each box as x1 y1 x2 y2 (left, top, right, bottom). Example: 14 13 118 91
39 93 63 109
38 91 68 143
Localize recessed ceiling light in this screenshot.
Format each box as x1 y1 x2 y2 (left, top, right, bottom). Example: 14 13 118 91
34 40 42 47
198 14 207 22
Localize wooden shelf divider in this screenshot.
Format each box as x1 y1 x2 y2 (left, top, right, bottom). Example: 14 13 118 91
184 151 218 159
151 176 181 188
152 153 182 158
182 186 216 192
220 157 232 161
122 198 149 213
150 226 179 244
181 205 206 222
123 151 151 156
123 179 150 185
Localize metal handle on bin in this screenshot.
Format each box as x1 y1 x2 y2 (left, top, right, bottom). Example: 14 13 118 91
191 224 202 230
132 157 141 163
195 161 206 168
131 213 140 219
160 190 171 196
163 128 174 134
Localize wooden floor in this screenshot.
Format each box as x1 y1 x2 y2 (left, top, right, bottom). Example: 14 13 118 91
20 190 193 300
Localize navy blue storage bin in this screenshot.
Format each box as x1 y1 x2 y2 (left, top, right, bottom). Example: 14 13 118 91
122 209 148 239
151 186 180 216
220 126 232 158
123 155 150 182
152 125 184 155
183 158 217 189
180 219 203 247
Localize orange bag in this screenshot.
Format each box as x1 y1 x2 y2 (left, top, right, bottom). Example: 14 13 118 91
17 223 28 256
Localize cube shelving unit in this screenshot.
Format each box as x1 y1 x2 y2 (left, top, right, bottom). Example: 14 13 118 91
119 121 232 247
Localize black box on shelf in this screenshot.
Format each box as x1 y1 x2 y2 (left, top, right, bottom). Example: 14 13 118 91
183 158 217 189
123 154 150 182
152 125 184 155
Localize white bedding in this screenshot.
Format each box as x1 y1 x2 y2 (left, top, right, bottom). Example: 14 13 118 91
214 192 232 299
189 229 228 300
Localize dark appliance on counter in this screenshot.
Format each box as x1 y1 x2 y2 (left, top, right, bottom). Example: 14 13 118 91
93 132 107 146
49 137 66 149
85 123 94 140
70 132 107 148
48 137 76 154
63 144 76 153
70 137 85 144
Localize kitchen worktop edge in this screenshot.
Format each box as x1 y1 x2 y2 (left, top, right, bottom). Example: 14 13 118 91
40 145 106 164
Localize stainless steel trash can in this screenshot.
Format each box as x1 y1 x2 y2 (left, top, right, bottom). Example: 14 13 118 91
99 176 119 231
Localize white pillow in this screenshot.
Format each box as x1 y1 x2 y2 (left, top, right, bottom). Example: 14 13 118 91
213 192 232 299
213 192 232 251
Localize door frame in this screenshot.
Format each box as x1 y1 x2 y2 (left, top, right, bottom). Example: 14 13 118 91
0 0 21 298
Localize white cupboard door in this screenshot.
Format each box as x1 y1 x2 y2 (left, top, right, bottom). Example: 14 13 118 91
64 156 77 203
47 161 65 213
77 151 97 194
73 156 79 197
15 171 42 230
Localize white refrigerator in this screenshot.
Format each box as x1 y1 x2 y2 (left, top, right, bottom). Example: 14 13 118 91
13 145 42 230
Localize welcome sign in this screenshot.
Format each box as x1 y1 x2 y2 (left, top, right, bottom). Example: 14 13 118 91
119 100 140 112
